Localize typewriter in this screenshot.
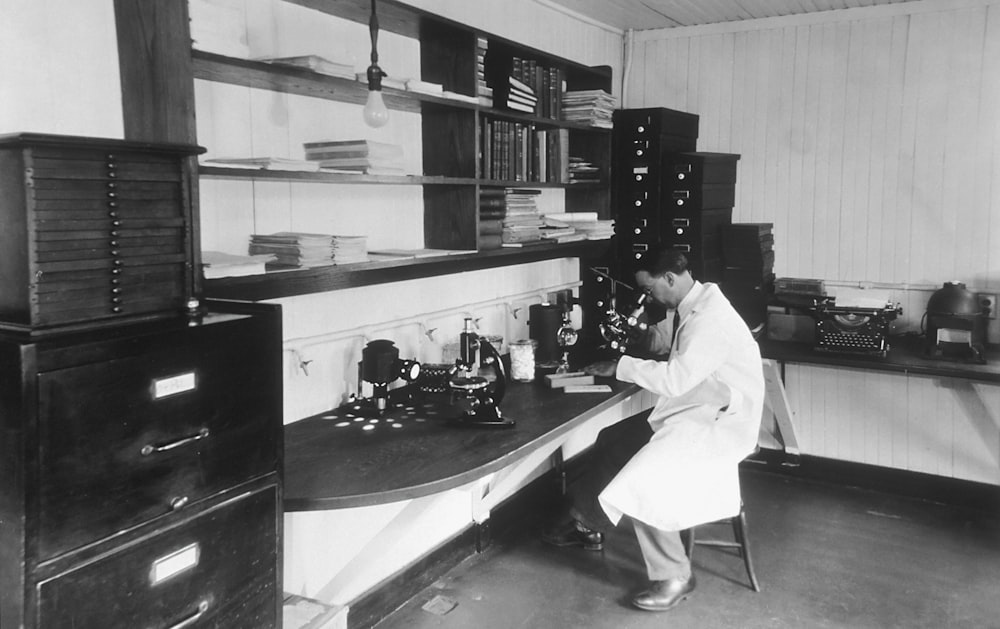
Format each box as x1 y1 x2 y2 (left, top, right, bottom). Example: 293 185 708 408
814 300 902 357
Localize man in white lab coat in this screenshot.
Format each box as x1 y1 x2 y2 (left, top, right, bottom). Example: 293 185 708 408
543 248 764 612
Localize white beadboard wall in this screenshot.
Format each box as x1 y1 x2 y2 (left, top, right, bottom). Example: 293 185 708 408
626 0 1000 484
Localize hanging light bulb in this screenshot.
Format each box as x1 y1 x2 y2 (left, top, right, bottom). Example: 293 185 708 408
363 0 389 128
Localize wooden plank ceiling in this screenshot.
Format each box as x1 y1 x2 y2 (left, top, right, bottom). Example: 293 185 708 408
544 0 926 30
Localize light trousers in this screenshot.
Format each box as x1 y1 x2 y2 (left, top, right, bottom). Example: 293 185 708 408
564 409 691 581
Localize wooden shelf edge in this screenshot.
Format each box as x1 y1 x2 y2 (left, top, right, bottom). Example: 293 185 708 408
204 240 613 301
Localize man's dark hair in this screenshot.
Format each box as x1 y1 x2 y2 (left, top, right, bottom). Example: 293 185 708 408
632 247 689 277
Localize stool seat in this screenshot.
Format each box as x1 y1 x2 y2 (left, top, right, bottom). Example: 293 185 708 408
683 502 761 592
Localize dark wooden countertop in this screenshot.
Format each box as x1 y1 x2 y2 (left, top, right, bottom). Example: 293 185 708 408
283 379 640 511
759 334 1000 383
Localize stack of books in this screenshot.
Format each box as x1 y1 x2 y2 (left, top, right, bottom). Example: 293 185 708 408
476 37 493 107
503 75 537 113
479 189 506 250
567 156 601 184
303 139 405 175
561 89 617 129
500 188 544 246
248 232 339 268
541 212 614 240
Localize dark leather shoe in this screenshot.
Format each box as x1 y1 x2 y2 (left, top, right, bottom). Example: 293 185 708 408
541 520 604 551
631 574 696 612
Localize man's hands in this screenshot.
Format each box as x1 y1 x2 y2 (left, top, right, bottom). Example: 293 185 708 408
583 358 620 378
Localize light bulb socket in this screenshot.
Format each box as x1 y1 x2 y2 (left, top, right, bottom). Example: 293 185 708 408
366 64 386 91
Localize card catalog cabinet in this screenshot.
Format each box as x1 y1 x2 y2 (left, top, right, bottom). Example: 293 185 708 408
0 133 204 335
0 303 283 628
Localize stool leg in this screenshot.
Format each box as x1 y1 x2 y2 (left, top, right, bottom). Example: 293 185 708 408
734 510 761 592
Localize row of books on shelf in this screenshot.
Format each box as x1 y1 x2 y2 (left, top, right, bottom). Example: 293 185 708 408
482 119 583 184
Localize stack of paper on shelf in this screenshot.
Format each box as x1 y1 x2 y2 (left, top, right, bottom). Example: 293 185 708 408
201 251 275 278
303 140 405 175
330 234 369 264
262 55 355 79
404 79 444 95
248 232 337 268
203 157 322 172
542 212 615 240
538 216 585 244
561 89 617 129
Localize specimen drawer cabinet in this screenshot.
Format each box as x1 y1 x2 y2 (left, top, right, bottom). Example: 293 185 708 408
0 302 283 628
0 133 204 335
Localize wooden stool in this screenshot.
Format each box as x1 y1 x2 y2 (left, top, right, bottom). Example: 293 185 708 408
683 502 761 592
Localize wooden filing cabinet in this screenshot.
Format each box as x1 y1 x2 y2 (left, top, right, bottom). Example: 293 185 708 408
0 302 283 628
0 133 204 335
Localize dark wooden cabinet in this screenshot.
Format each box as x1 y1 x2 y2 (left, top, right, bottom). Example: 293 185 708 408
0 133 204 335
0 302 283 628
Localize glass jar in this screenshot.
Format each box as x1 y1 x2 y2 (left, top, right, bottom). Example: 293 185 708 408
508 339 537 382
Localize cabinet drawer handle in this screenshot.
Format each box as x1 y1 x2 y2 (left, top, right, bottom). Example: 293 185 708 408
140 428 210 456
166 600 210 629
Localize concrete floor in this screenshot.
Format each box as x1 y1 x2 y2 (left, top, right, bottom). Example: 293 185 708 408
375 469 1000 629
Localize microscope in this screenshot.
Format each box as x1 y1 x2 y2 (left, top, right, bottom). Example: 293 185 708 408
448 317 512 427
599 290 650 354
356 339 421 414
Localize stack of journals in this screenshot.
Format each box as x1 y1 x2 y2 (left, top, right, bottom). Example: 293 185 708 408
492 188 545 246
330 234 369 264
249 232 338 268
201 251 275 278
561 89 617 129
303 140 405 175
541 212 614 240
263 55 355 79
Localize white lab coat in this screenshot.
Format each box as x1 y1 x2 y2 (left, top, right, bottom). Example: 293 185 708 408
599 281 764 532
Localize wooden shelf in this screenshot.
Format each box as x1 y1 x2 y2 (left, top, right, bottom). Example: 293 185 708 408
199 166 591 188
190 50 613 132
203 240 613 302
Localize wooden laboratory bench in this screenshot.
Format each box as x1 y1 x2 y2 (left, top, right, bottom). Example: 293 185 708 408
283 378 640 511
758 334 1000 383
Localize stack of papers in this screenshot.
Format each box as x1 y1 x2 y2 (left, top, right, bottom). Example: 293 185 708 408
201 251 274 278
248 232 338 268
263 55 355 79
542 212 615 240
203 157 321 172
561 89 618 129
405 79 444 95
330 234 369 264
303 139 405 175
